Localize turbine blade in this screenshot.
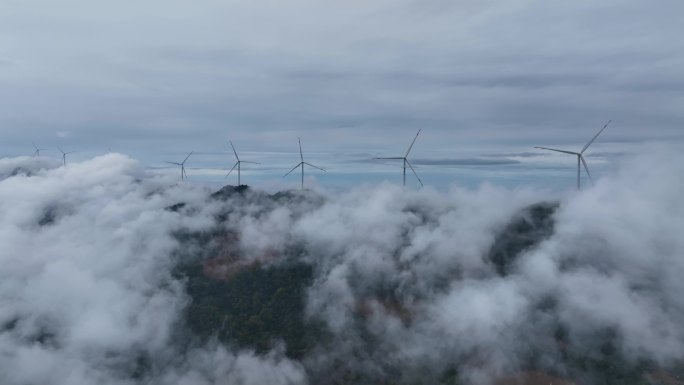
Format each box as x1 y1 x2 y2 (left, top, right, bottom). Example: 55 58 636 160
183 151 193 164
229 140 239 160
32 142 38 150
375 157 405 160
57 146 65 155
284 162 303 177
405 160 423 187
581 120 611 154
304 162 326 172
298 137 303 162
405 129 422 157
534 147 579 155
165 161 182 165
226 162 239 177
240 161 260 164
580 156 594 185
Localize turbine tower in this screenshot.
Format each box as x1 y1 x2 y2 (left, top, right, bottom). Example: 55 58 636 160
227 140 259 186
535 120 611 190
165 151 193 181
32 142 47 157
283 138 326 190
57 146 75 165
375 129 423 187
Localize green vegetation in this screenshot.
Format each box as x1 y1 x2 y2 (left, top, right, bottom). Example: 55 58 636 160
560 330 653 385
488 202 558 275
169 191 676 384
177 261 322 359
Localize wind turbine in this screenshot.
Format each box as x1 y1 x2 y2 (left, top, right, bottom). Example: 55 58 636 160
375 129 423 187
57 146 75 165
226 140 259 186
535 120 611 190
32 142 47 157
283 138 326 190
165 151 193 181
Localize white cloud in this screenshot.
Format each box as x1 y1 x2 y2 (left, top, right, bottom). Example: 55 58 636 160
1 142 683 383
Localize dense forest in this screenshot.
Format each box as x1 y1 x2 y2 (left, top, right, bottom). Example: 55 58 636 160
169 186 684 385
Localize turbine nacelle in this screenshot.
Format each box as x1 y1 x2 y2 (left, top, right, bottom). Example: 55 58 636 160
374 129 423 187
226 140 260 186
165 151 193 181
32 142 47 157
283 137 326 190
57 146 75 165
535 120 611 189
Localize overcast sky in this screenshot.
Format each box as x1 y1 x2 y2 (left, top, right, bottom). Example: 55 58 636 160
0 0 682 188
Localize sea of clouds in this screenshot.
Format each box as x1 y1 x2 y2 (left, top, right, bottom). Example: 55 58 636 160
0 144 683 384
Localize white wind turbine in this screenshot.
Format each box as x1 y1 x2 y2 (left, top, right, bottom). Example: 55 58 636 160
32 142 47 157
227 140 259 186
165 151 193 181
375 129 423 187
283 138 326 190
57 146 75 166
535 120 611 190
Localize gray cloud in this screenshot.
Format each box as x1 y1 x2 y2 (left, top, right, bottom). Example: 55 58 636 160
0 0 682 171
1 142 684 384
351 156 521 166
0 154 306 385
411 158 521 166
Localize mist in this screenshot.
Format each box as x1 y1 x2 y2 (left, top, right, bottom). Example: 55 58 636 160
1 144 683 384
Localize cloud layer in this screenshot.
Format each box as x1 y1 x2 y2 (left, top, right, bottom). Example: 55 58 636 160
1 0 682 164
0 155 306 385
1 142 683 384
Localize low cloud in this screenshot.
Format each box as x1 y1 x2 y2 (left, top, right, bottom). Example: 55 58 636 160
1 143 683 384
411 158 521 166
